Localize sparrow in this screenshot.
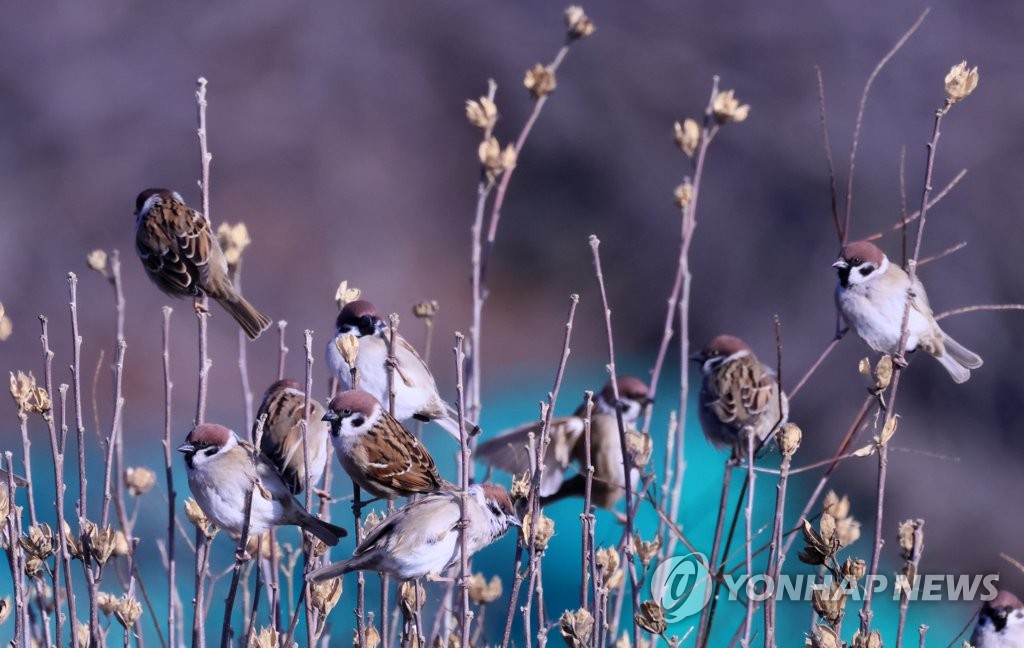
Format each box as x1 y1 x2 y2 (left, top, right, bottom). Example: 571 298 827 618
134 188 271 340
474 376 652 512
322 389 450 500
177 423 346 545
971 590 1024 648
254 379 330 495
692 335 788 458
307 483 518 581
325 299 471 438
833 240 982 383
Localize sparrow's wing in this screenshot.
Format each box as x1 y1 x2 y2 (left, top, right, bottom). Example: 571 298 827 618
474 417 585 497
707 356 776 426
361 415 445 493
257 384 327 494
909 276 935 317
354 491 460 558
392 334 437 390
135 201 205 297
240 439 301 503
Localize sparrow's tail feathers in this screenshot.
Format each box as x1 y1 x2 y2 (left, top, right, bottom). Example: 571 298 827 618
306 559 352 582
299 514 348 547
433 410 481 441
942 334 983 369
216 294 272 340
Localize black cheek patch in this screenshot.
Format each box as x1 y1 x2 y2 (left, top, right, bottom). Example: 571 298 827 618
352 416 365 427
859 265 875 277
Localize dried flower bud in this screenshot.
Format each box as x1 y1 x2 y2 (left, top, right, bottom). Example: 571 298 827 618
712 89 750 124
112 530 131 557
633 534 662 569
559 608 595 647
823 491 850 520
522 511 555 553
9 371 51 415
596 546 624 590
524 64 557 99
843 557 867 582
125 467 156 496
97 591 119 615
777 422 802 457
216 222 251 267
20 523 55 560
0 308 11 342
836 516 861 548
478 137 517 178
184 498 218 539
363 509 386 533
303 534 330 558
310 577 343 617
114 595 143 628
468 573 503 605
337 335 360 368
465 97 498 130
510 471 531 501
24 555 44 577
354 624 381 648
0 597 12 625
86 249 109 275
806 625 841 648
798 519 831 566
62 521 83 560
635 600 667 635
812 580 846 626
673 119 700 157
627 430 653 469
898 519 923 561
399 580 427 618
564 6 596 40
86 522 118 565
673 181 694 209
76 622 91 647
245 531 277 561
878 415 898 446
819 513 836 544
335 281 362 311
944 61 979 104
851 629 883 648
249 626 284 648
412 300 440 320
874 355 893 391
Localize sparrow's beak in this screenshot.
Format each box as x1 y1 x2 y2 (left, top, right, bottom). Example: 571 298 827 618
832 259 849 269
641 396 655 407
176 442 195 454
322 410 338 422
507 514 522 528
688 350 704 363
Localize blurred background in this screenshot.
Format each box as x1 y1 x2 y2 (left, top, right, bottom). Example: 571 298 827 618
1 0 1022 645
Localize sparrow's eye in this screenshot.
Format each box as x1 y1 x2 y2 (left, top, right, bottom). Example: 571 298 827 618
342 408 353 416
850 257 862 265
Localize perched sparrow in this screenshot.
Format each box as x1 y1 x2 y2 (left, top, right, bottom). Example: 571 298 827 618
178 423 346 545
308 483 518 581
322 389 450 499
255 379 330 495
971 590 1024 648
325 299 471 438
475 376 652 512
692 335 788 459
134 188 271 340
833 240 982 383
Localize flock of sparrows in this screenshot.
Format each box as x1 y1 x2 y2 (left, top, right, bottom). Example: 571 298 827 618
135 188 1010 642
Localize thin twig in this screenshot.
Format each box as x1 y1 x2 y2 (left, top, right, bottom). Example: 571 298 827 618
454 333 473 648
277 321 288 380
863 169 968 242
896 520 925 648
935 303 1024 321
842 9 930 243
160 307 177 648
918 240 967 267
815 66 842 244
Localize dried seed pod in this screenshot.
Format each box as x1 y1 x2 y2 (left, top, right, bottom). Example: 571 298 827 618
465 97 498 130
945 61 979 104
673 181 694 208
633 534 662 569
467 573 502 605
184 498 218 539
712 89 750 124
114 595 143 628
335 281 362 311
673 119 700 157
125 467 156 496
806 624 841 648
559 608 595 647
86 249 109 275
412 300 440 320
777 423 802 457
524 64 557 99
310 577 343 617
216 222 252 268
522 511 555 553
635 600 668 635
811 581 846 626
564 6 596 40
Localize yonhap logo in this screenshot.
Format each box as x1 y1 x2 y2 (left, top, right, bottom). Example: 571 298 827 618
651 552 712 622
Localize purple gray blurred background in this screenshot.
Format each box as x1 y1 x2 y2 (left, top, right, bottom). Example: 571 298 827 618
1 0 1022 642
